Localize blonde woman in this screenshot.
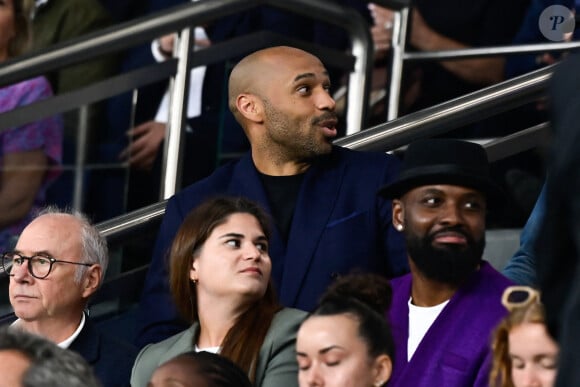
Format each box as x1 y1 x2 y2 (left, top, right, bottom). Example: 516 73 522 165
490 286 559 387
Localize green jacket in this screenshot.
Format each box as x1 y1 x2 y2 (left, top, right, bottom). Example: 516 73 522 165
130 307 307 387
32 0 118 141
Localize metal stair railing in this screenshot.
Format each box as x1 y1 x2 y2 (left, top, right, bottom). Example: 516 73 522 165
0 0 570 321
65 55 558 327
385 3 580 121
97 61 558 243
0 0 378 204
336 63 554 151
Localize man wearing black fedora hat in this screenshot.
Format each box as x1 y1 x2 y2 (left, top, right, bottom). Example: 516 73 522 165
381 138 513 387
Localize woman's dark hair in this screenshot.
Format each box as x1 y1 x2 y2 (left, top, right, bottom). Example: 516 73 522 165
169 196 281 382
169 351 252 387
311 272 395 360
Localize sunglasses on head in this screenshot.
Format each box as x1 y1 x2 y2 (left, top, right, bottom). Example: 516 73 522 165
501 286 541 311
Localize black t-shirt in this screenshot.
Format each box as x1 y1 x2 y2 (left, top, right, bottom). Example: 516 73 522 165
259 173 305 242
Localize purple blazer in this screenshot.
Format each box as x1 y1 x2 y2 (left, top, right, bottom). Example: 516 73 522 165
388 261 512 387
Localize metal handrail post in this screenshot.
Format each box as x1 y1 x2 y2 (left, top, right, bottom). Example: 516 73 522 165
387 7 409 121
72 105 89 210
271 0 372 134
161 27 193 200
0 0 373 136
342 9 373 134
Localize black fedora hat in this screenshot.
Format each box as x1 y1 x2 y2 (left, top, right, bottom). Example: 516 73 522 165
379 138 503 201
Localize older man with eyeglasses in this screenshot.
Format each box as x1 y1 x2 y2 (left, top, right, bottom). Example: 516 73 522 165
4 207 137 387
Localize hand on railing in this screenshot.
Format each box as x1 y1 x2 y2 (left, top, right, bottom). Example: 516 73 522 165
368 3 395 59
157 34 176 58
119 121 166 170
156 30 211 59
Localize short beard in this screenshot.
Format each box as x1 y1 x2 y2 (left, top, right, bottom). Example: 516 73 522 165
406 227 485 287
262 98 334 160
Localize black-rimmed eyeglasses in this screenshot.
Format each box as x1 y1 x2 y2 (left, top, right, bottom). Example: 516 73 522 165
1 252 93 280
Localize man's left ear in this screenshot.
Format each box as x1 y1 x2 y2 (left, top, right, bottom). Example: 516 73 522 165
237 93 263 123
373 354 392 387
82 265 102 298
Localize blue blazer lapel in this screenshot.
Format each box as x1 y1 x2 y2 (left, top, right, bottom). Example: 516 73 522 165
228 154 269 202
278 153 344 306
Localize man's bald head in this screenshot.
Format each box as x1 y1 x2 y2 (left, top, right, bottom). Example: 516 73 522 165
225 45 335 167
228 46 323 118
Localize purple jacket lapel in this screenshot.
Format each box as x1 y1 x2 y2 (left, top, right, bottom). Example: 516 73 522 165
388 262 511 387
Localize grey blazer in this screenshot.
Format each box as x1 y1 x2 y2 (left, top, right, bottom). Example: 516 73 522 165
130 308 307 387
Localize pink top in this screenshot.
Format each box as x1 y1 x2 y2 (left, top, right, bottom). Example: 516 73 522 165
0 76 62 250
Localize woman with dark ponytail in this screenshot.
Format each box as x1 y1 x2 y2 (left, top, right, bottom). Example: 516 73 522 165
296 273 394 387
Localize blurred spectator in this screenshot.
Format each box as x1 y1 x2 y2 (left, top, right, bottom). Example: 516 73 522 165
5 208 138 386
502 45 580 282
502 182 547 286
500 1 578 217
31 0 116 143
296 273 394 387
368 0 529 121
149 351 252 387
0 0 62 252
489 286 558 387
119 23 210 172
535 52 580 387
32 0 118 213
97 0 154 23
0 326 102 387
369 0 540 227
505 0 578 79
96 0 183 222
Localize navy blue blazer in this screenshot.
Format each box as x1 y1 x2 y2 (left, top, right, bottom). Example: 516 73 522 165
70 318 138 387
135 146 408 347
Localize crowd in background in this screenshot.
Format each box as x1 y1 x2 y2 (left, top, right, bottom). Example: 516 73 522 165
0 0 578 386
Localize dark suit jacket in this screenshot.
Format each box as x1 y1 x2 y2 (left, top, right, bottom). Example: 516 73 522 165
135 146 408 347
536 53 580 387
70 318 138 387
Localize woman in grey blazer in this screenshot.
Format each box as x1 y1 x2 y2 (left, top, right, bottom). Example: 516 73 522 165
131 196 306 387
